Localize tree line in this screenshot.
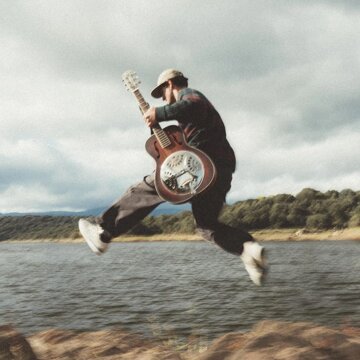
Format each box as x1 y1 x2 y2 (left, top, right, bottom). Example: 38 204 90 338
0 188 359 241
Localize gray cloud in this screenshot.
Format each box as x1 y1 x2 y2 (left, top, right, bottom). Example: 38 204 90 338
0 0 359 211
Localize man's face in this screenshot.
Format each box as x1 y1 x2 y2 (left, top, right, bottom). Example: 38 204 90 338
161 81 176 104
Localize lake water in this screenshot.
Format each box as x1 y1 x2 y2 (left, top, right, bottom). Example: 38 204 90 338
0 241 359 341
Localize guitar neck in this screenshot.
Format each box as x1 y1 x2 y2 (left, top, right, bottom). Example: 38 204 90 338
133 89 150 114
132 89 171 148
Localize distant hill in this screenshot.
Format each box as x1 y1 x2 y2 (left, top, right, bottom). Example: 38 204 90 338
1 188 359 241
0 208 105 217
151 203 191 216
0 203 191 217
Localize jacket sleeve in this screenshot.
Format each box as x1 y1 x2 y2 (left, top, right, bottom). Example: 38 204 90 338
155 93 207 124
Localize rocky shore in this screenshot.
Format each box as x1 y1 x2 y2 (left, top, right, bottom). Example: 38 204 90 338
1 320 360 360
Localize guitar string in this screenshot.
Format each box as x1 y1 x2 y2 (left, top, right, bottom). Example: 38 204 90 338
133 89 171 148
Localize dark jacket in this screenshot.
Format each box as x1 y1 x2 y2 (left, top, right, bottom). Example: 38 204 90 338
155 88 236 172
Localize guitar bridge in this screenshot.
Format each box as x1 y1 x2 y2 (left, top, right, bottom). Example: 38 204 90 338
164 171 197 193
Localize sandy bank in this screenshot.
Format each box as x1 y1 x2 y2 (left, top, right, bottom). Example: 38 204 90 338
3 227 360 244
1 320 360 359
253 227 360 242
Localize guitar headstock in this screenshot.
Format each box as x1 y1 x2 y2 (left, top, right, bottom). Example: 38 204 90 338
122 70 140 92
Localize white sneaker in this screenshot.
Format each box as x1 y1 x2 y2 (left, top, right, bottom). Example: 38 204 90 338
78 219 111 255
241 241 267 286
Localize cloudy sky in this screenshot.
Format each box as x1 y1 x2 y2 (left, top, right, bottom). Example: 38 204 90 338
1 0 359 212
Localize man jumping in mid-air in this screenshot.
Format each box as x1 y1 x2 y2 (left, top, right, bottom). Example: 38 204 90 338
79 69 267 285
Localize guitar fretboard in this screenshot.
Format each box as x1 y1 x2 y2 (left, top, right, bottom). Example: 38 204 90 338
133 89 149 114
132 89 171 148
153 128 171 147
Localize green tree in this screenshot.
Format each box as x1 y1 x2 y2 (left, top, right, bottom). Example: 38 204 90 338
306 214 331 229
296 188 324 203
269 203 290 228
348 206 360 227
286 204 307 227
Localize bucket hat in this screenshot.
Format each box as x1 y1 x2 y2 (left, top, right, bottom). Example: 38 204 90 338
151 69 188 98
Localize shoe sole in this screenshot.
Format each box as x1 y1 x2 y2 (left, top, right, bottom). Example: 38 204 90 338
78 219 103 255
254 248 268 284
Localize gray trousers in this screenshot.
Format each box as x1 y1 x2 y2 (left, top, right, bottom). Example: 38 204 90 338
98 166 253 256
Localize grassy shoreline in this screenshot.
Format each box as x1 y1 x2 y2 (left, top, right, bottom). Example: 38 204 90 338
2 227 360 243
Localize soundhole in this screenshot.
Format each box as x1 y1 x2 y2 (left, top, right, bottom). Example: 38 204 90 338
160 150 205 194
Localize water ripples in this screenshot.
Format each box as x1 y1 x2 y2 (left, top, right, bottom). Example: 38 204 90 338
0 241 359 340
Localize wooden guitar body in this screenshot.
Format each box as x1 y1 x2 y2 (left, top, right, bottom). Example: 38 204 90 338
145 125 217 204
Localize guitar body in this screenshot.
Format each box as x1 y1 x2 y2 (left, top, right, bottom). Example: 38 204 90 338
145 125 217 204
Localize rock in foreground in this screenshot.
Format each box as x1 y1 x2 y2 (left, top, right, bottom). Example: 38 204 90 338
196 320 360 360
0 325 37 360
1 320 360 359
